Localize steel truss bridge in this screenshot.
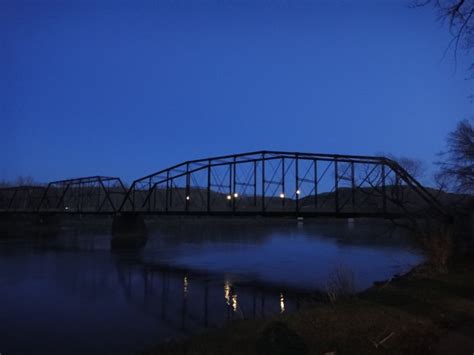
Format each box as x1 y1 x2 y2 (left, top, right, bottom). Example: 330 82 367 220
0 151 447 219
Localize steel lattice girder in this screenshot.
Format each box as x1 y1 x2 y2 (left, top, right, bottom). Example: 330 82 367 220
37 176 129 213
119 150 446 218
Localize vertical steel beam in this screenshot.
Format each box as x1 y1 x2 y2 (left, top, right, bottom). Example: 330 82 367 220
148 179 152 212
185 163 190 213
262 153 265 213
228 162 232 209
169 178 173 209
232 157 236 213
165 171 169 213
281 157 285 207
97 183 101 211
77 183 81 212
335 159 339 213
207 160 211 213
351 162 356 212
253 160 257 207
295 155 299 214
314 159 318 210
132 186 136 212
382 164 387 215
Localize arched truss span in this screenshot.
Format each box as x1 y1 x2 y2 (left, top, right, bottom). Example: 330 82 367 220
119 151 446 218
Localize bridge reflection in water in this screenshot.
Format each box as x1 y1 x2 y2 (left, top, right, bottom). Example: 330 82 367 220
113 258 299 333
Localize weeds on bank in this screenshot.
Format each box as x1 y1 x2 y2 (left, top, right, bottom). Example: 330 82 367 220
326 264 356 304
418 221 454 274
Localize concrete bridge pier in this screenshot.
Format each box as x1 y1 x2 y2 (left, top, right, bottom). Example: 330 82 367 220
111 213 148 249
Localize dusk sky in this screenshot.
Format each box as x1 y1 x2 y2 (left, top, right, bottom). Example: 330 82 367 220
1 0 471 184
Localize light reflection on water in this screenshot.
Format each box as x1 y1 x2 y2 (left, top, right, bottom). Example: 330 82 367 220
0 220 423 355
224 280 231 305
183 275 188 296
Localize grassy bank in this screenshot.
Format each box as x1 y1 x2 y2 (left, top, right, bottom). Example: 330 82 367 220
143 258 474 355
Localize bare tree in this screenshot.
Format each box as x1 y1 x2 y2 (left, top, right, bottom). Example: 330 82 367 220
374 152 425 179
15 176 36 186
393 156 426 179
414 0 474 83
437 119 474 193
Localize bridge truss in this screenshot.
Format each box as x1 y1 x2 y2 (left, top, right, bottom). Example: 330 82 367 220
0 186 46 212
35 176 129 213
0 151 446 218
119 151 446 218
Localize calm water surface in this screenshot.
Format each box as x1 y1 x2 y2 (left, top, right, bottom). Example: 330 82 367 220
0 219 423 355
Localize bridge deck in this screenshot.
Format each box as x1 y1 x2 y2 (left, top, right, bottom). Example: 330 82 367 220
0 210 405 219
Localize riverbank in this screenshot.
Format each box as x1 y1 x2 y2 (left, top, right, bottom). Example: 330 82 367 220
143 257 474 355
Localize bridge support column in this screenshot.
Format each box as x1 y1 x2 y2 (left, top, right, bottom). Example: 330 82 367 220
111 213 147 249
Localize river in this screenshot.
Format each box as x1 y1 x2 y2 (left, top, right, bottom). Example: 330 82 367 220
0 218 423 354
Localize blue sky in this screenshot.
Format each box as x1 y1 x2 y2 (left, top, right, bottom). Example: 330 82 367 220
1 0 471 184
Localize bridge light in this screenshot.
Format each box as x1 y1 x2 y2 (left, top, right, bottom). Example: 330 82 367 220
233 193 239 198
186 196 190 201
226 195 232 200
279 193 285 199
296 189 301 195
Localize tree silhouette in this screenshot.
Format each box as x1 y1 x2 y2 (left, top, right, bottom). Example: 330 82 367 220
415 0 474 87
437 119 474 193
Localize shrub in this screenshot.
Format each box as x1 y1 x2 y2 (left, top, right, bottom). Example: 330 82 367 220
326 264 356 303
